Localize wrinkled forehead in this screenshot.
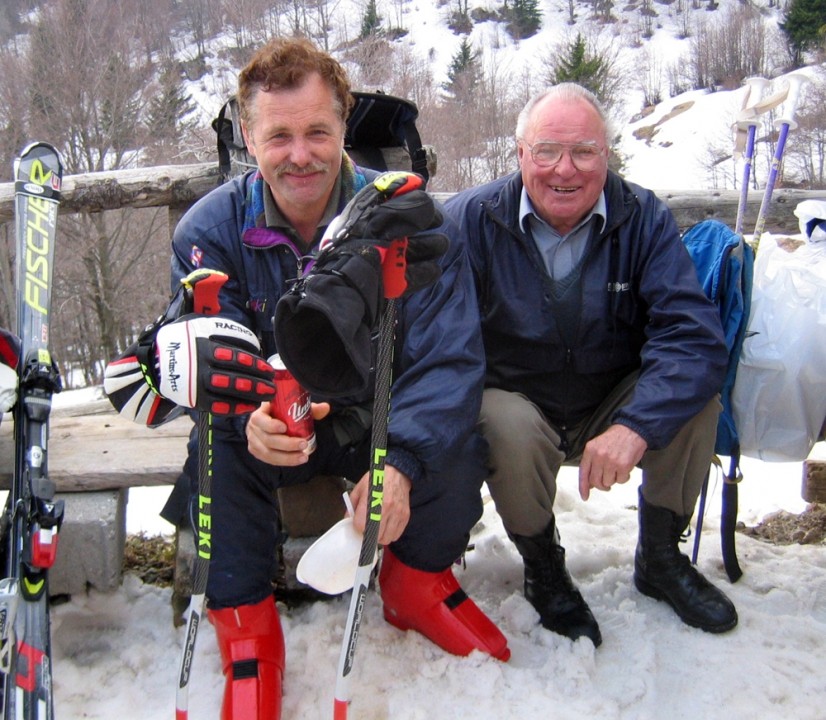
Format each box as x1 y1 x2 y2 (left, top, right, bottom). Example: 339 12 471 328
526 96 607 145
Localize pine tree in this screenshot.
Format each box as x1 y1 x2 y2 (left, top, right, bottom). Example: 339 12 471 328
781 0 826 67
503 0 542 40
443 38 481 98
144 63 197 161
360 0 383 39
551 34 608 97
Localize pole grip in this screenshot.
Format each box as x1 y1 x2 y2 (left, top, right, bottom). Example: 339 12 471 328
381 238 409 299
774 72 809 130
736 76 770 129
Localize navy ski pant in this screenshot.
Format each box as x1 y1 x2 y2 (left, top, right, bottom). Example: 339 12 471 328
189 415 487 609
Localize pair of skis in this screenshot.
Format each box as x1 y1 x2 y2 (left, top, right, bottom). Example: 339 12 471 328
1 141 65 720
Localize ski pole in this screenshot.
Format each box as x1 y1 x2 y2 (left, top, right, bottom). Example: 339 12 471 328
733 77 770 236
333 238 407 720
752 72 809 252
174 270 228 720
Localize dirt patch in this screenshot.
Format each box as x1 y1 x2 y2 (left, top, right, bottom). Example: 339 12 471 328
123 533 175 587
632 100 695 146
738 504 826 546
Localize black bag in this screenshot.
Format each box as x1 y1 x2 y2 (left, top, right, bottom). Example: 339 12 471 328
212 90 432 186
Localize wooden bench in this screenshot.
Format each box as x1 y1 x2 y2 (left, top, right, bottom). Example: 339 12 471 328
0 398 349 602
0 397 190 596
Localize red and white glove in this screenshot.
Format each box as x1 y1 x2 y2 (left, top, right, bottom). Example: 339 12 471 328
105 315 276 425
0 329 20 413
154 315 275 414
0 363 16 414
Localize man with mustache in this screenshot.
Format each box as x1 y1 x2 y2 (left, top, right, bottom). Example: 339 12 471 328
138 37 508 720
444 83 738 648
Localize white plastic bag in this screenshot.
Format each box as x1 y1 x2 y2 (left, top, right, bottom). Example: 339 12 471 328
794 199 826 244
732 233 826 461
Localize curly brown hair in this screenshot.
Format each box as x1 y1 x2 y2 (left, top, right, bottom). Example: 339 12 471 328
237 37 354 130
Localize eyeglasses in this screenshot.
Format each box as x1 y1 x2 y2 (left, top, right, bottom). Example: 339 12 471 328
525 141 606 171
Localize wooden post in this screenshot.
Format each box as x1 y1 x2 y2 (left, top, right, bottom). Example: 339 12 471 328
802 460 826 504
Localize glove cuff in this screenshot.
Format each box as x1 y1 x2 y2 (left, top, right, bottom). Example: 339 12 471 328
274 251 382 397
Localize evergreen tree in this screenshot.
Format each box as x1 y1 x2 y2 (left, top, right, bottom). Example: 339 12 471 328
551 34 609 98
360 0 383 39
144 63 197 162
503 0 542 40
443 37 481 98
781 0 826 67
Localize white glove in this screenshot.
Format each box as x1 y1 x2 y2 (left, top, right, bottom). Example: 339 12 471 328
0 362 16 413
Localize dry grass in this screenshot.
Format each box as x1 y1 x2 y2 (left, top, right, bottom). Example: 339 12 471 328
123 533 176 587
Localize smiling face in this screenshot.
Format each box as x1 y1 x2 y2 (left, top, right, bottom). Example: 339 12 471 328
242 72 345 231
517 95 609 236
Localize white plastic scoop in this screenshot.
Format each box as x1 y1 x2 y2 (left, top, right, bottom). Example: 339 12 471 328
295 493 378 595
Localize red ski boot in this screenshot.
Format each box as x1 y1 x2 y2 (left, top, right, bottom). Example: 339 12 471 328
379 547 510 661
209 596 285 720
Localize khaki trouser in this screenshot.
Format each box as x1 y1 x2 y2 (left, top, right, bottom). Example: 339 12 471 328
477 375 722 538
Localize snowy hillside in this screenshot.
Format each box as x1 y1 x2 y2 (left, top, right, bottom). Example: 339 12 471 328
176 0 810 193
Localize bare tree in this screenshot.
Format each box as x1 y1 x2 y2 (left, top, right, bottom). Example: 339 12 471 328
133 0 180 64
308 0 343 51
785 70 826 188
688 5 786 90
345 36 396 89
0 0 176 385
425 49 525 192
635 47 665 107
179 0 218 58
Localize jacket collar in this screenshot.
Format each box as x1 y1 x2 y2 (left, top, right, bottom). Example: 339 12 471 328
486 169 637 240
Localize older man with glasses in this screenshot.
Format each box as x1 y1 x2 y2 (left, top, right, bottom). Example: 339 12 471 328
444 83 738 648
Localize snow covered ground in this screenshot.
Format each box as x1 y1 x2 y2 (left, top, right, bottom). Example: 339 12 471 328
48 413 825 719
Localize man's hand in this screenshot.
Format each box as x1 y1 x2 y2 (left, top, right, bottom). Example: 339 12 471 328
578 424 647 501
154 315 276 415
246 401 331 466
349 464 412 546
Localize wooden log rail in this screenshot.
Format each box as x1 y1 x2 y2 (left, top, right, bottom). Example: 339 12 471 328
0 162 823 233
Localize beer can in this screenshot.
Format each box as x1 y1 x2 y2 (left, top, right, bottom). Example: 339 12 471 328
268 354 317 454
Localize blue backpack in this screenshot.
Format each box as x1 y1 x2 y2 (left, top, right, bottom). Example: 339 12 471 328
681 219 754 582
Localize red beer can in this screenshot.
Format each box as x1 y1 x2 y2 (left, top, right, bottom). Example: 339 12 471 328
268 354 317 454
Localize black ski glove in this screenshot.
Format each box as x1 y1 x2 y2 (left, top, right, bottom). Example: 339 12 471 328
317 171 449 297
273 171 449 397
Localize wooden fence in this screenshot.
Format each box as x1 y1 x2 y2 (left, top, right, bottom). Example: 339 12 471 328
0 161 823 233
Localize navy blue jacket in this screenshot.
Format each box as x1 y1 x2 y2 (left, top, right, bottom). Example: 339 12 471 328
171 167 485 483
444 170 727 450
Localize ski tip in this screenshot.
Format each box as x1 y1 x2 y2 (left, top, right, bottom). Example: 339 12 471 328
334 698 349 720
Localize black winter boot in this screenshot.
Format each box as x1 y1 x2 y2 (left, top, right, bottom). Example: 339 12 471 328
634 490 738 633
509 518 602 647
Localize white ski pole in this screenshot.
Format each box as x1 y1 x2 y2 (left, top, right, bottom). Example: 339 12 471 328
733 77 770 236
752 72 809 252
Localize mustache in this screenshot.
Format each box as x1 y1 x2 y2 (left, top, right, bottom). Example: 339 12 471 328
275 161 329 176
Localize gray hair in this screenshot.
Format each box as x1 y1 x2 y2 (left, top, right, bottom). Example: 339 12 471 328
515 83 614 142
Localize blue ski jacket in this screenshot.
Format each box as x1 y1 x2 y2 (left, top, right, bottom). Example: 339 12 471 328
445 170 727 451
171 166 485 484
